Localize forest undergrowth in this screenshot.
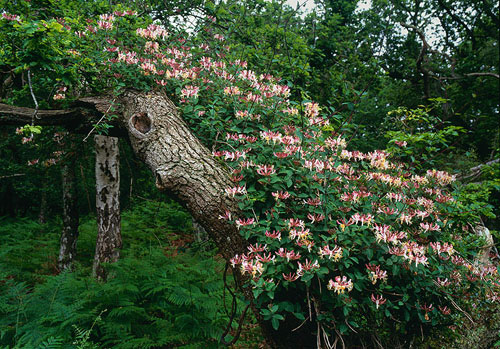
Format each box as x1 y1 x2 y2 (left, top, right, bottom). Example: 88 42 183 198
0 200 264 349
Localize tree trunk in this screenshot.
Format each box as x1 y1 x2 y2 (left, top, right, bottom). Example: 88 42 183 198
38 174 48 224
58 147 79 271
92 135 121 281
117 91 285 347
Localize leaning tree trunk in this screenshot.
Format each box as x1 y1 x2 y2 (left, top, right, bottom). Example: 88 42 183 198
58 145 79 271
118 91 285 347
92 135 122 281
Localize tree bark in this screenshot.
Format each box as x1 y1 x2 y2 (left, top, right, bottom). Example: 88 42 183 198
38 173 48 224
92 135 122 281
58 143 79 272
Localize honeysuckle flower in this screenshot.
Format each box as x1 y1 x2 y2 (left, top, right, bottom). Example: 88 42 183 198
97 20 113 30
297 259 320 276
218 210 232 221
273 151 291 159
272 191 290 200
260 130 282 144
430 242 454 255
420 222 440 232
318 245 342 261
241 260 263 277
307 213 325 223
256 164 276 176
224 86 240 95
304 197 321 206
225 185 247 197
421 303 433 320
438 306 451 315
235 218 255 229
282 272 299 282
248 243 267 253
180 85 199 98
230 254 242 268
275 248 301 261
265 230 281 240
436 277 450 287
304 102 320 117
289 228 310 241
327 276 353 294
366 264 388 284
371 294 387 309
426 169 456 185
255 252 275 263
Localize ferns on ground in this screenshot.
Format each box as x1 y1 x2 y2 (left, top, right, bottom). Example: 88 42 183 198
0 201 245 348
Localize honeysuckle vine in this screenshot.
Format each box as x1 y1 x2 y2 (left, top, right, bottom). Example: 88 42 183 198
2 7 499 343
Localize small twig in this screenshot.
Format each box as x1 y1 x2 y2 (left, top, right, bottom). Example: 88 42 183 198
322 325 334 349
449 298 474 324
82 98 116 142
307 286 312 321
27 70 39 124
0 173 25 180
334 328 346 349
317 321 321 349
291 315 310 332
344 319 358 333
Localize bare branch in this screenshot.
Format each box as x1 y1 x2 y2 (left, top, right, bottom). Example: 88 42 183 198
457 158 500 181
0 101 126 137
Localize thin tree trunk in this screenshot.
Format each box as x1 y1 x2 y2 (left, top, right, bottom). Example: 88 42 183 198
38 174 48 224
58 145 79 272
92 135 121 281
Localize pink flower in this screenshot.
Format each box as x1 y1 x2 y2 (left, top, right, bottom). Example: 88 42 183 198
225 185 247 197
307 213 325 223
97 20 113 30
327 276 353 294
265 230 281 240
371 294 387 309
297 259 320 276
235 218 255 229
256 164 276 176
282 272 299 282
288 218 305 229
2 13 21 22
180 85 200 99
272 191 290 200
366 264 388 284
248 243 267 253
318 245 342 261
439 305 451 315
218 210 232 221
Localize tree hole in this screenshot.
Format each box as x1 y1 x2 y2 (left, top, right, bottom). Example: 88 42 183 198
130 112 152 134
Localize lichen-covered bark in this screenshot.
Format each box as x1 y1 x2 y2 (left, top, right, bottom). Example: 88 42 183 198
58 148 79 271
92 135 121 280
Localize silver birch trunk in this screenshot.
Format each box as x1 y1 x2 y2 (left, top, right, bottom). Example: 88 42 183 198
92 135 121 280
